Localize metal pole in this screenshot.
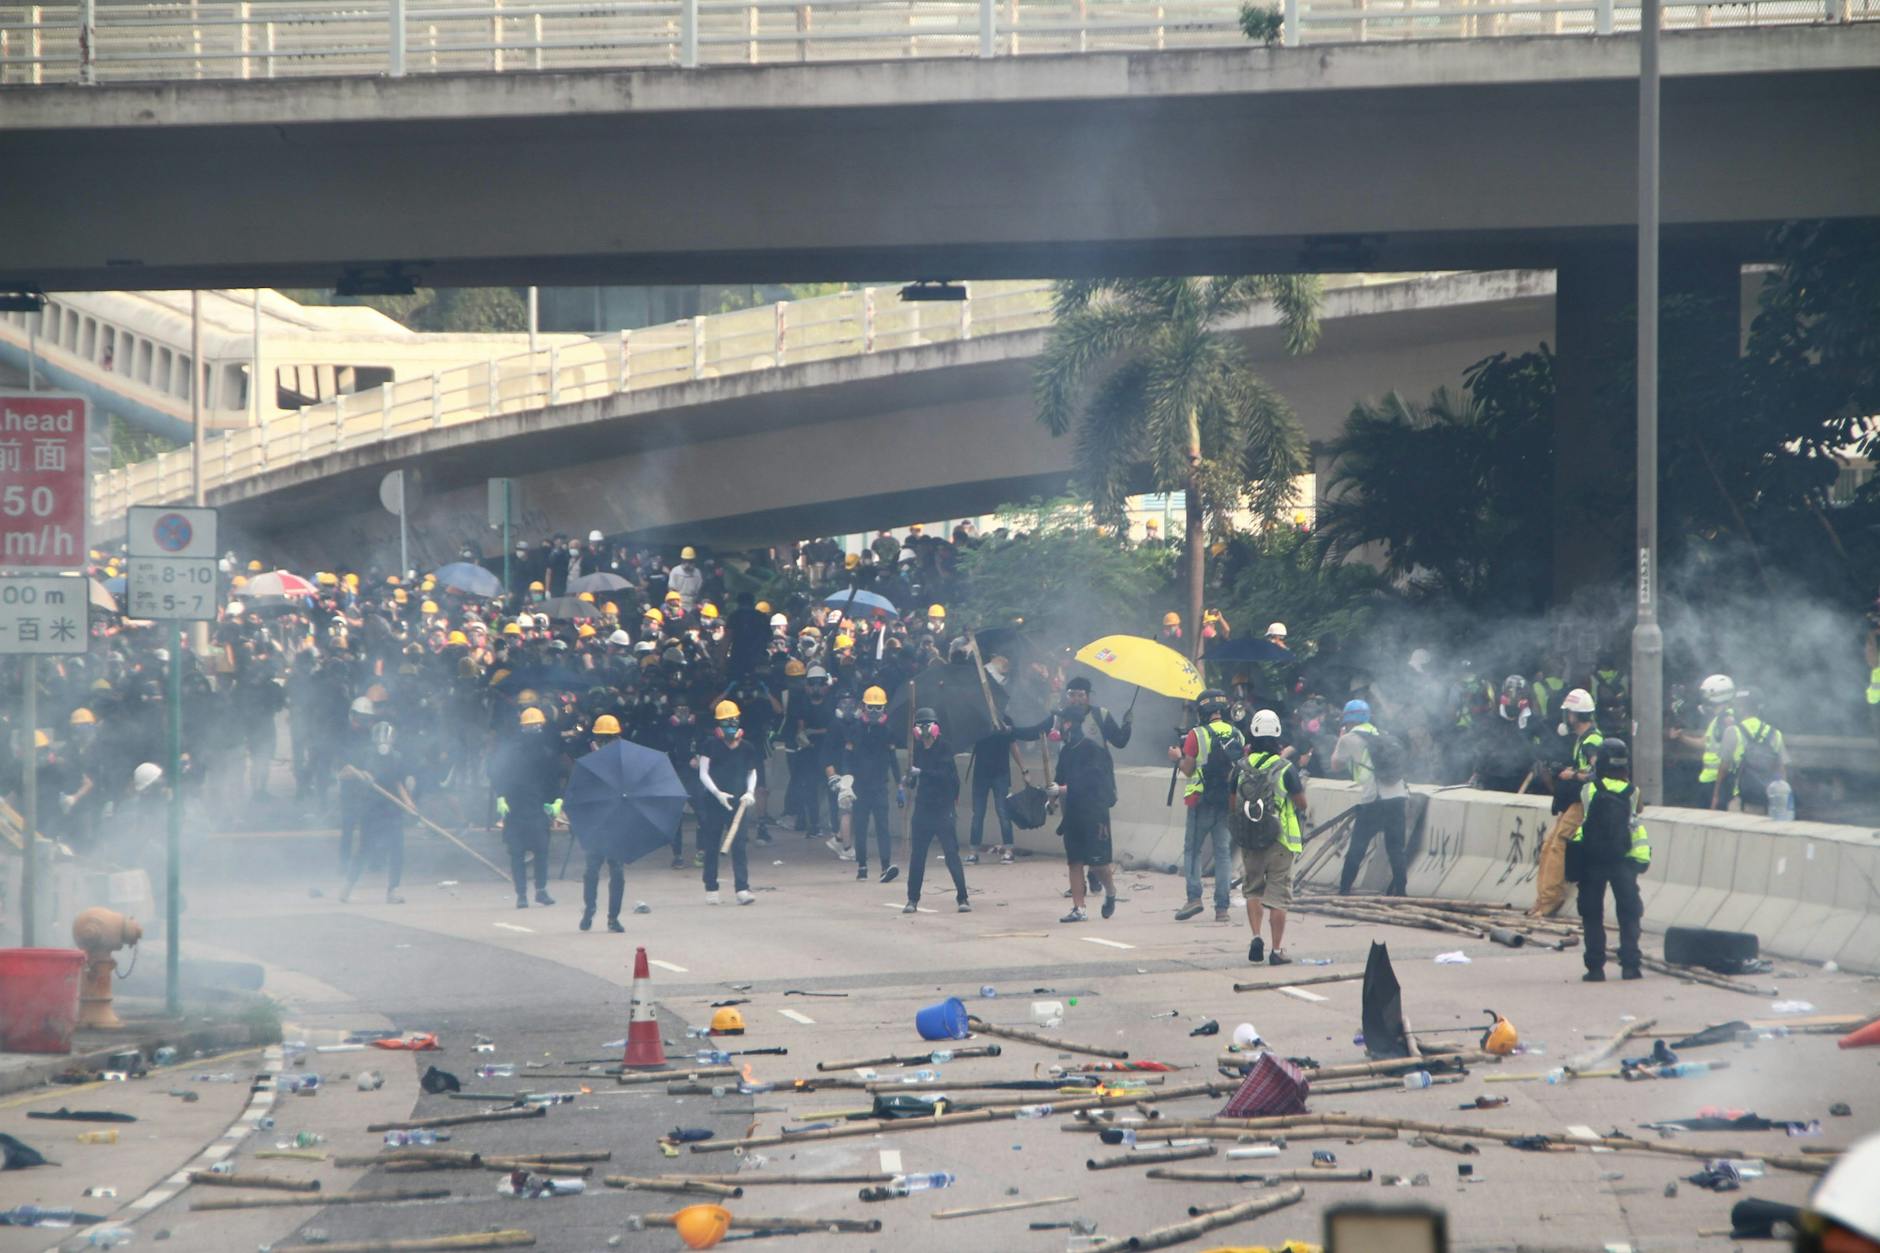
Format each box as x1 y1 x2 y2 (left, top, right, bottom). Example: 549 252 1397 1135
77 0 95 83
979 0 995 55
501 480 512 606
251 288 262 429
388 0 407 76
527 286 539 355
20 657 37 947
166 634 181 1015
190 291 204 505
681 0 698 66
398 474 409 581
1631 0 1664 807
26 306 37 391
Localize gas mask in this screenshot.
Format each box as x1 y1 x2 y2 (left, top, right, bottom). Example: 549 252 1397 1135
716 719 743 745
372 723 396 757
915 719 941 745
1054 715 1084 745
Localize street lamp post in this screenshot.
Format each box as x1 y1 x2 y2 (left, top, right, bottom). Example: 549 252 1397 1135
1632 0 1665 805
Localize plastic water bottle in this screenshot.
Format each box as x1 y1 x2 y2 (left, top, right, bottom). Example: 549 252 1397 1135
1544 1067 1567 1085
892 1172 956 1194
1015 1104 1054 1119
903 1069 939 1084
477 1064 516 1079
77 1129 120 1144
1402 1070 1433 1090
81 1229 136 1248
1658 1061 1717 1079
929 1050 954 1063
2 1206 78 1228
694 1049 732 1065
293 1132 325 1148
1766 779 1793 822
383 1129 448 1147
152 1046 178 1066
980 985 998 998
277 1074 322 1093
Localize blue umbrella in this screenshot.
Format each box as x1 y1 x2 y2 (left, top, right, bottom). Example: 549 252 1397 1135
434 562 502 598
103 576 127 597
565 739 690 864
1203 637 1297 664
824 587 897 616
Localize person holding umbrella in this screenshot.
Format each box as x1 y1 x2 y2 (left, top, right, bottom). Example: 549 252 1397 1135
698 700 759 905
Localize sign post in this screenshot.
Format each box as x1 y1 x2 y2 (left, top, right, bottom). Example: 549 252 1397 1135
380 470 408 580
489 478 514 602
127 504 219 1016
0 390 89 948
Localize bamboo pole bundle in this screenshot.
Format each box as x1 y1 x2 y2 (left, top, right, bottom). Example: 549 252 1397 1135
602 1175 741 1197
641 1212 880 1235
190 1188 449 1212
1088 1185 1305 1252
615 1066 737 1086
1086 1144 1216 1171
366 1105 546 1134
187 1171 320 1192
1414 1132 1480 1154
967 1015 1129 1059
817 1045 1002 1071
1232 972 1364 993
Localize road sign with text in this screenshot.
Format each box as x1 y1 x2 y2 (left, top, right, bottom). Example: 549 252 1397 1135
0 576 88 654
128 505 220 621
0 392 88 570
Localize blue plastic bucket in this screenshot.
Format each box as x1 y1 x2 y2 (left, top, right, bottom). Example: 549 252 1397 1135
915 997 969 1041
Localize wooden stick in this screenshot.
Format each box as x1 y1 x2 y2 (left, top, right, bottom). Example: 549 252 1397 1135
254 1149 328 1162
616 1066 738 1086
355 775 510 882
1414 1132 1480 1154
1311 1074 1464 1095
968 1015 1129 1059
386 1159 593 1176
1638 956 1778 996
1215 1051 1491 1080
187 1171 320 1192
643 1212 881 1235
367 1105 546 1134
1086 1144 1217 1171
267 1234 534 1253
932 1194 1079 1220
818 1045 1002 1071
1148 1167 1373 1184
190 1188 449 1212
1565 1018 1657 1078
335 1150 482 1168
688 1107 1014 1153
603 1174 741 1198
1232 972 1363 993
675 1172 895 1186
864 1078 1127 1095
1088 1185 1306 1253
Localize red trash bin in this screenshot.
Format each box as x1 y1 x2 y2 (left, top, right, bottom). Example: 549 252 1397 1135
0 948 87 1054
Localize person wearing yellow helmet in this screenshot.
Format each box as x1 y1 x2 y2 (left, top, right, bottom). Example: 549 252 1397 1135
577 713 630 932
577 623 597 640
493 704 565 909
421 599 440 616
697 698 758 905
577 591 596 604
668 546 704 612
925 603 946 632
827 684 903 881
503 621 523 637
1159 610 1182 644
447 629 470 647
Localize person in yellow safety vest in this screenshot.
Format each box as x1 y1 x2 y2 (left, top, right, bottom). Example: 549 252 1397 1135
1730 689 1789 816
1172 689 1246 924
1865 628 1880 739
1668 674 1742 811
1565 738 1651 982
1529 687 1602 918
1239 709 1308 968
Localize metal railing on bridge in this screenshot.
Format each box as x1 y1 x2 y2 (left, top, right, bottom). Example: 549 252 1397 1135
3 0 1870 84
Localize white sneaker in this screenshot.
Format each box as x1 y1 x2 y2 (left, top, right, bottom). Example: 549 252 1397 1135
706 891 721 905
838 848 857 862
824 837 843 856
736 890 755 906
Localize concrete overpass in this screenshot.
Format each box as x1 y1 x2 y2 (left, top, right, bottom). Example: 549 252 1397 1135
89 270 1553 567
2 23 1877 292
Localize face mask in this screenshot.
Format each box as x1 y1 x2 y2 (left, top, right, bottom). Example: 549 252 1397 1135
1557 721 1569 737
916 721 940 743
1058 721 1083 744
718 721 742 742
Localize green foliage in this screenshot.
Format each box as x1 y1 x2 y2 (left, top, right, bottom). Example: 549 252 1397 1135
1238 3 1285 45
708 283 855 314
951 498 1175 641
1212 527 1391 656
107 412 184 469
280 287 528 332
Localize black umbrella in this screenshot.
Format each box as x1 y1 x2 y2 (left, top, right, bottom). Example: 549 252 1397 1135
1202 637 1297 664
540 596 601 621
886 658 998 746
564 739 690 864
567 572 633 596
494 665 588 694
1360 941 1412 1059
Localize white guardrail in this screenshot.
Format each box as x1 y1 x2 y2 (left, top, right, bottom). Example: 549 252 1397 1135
1 0 1870 84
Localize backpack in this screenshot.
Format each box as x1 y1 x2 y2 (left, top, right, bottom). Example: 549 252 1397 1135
1736 721 1780 802
1197 724 1245 806
1231 754 1289 852
1580 782 1635 866
1358 727 1406 785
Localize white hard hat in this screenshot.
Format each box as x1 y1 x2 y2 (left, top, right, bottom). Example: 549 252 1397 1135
608 628 632 646
1561 688 1596 715
533 612 552 630
588 530 604 543
225 600 245 617
806 665 829 681
132 762 162 793
634 639 657 654
1249 709 1283 738
770 614 788 629
1265 622 1288 639
1698 674 1736 704
1806 1131 1880 1242
350 696 375 717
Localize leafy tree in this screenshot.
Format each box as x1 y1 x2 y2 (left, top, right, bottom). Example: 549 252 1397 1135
280 287 528 332
1211 527 1391 658
107 412 183 469
1034 277 1321 657
1238 4 1285 44
950 499 1175 643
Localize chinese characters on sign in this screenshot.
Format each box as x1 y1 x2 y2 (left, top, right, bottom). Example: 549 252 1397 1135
127 505 220 622
0 577 88 655
0 393 88 569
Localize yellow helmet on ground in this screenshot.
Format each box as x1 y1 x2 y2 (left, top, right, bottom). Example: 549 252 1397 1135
519 706 547 727
673 1203 731 1250
863 686 888 707
69 707 96 726
1482 1011 1519 1056
708 1007 745 1035
714 700 741 721
592 714 622 737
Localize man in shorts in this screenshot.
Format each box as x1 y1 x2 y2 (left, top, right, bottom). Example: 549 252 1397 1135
1049 705 1119 922
1240 709 1307 965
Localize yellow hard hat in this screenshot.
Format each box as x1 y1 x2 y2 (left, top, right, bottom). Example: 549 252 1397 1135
863 686 888 707
643 607 664 624
577 591 596 603
844 552 860 569
664 588 682 602
602 601 619 615
755 601 771 614
34 729 50 749
503 621 523 636
800 625 822 639
69 707 97 727
577 623 597 639
421 600 439 615
784 659 806 678
393 588 408 603
447 630 469 646
708 1007 745 1035
489 668 511 686
344 572 360 588
714 699 741 721
519 706 547 727
673 1203 731 1250
835 634 854 650
386 574 401 586
232 575 249 589
1163 611 1181 627
247 559 264 572
317 571 338 586
927 604 946 619
680 545 698 560
700 603 719 620
1482 1011 1519 1056
909 523 923 534
592 714 622 737
529 580 545 592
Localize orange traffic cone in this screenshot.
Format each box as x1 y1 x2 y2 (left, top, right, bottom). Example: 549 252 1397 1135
623 946 668 1070
1837 1017 1880 1050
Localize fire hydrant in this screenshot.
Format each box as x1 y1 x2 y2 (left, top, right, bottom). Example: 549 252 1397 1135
72 907 142 1030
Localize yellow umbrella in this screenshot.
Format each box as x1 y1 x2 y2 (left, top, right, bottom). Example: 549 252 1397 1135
1073 634 1204 701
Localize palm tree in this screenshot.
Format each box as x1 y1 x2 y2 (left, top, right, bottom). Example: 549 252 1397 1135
1034 276 1322 658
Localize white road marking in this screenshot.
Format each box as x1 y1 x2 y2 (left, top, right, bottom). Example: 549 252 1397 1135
882 902 936 914
647 959 688 974
1080 936 1135 950
494 922 534 933
1278 986 1328 1003
879 1149 904 1173
779 1009 817 1025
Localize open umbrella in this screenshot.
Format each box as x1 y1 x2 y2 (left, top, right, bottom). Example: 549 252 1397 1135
1203 637 1296 665
564 739 690 864
539 596 600 621
493 664 590 694
434 562 502 599
86 578 119 614
568 572 632 596
102 575 127 598
1073 634 1203 701
823 587 897 617
245 570 317 599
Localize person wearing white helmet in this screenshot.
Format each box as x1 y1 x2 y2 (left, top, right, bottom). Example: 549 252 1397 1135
1796 1132 1880 1253
1530 688 1602 918
1234 709 1307 966
1265 623 1289 649
1670 673 1743 811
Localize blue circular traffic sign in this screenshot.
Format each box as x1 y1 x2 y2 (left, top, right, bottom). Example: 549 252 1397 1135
153 512 194 554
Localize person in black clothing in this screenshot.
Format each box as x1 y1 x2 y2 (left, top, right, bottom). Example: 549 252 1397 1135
492 705 564 909
795 666 838 838
904 707 971 914
697 700 760 904
1062 676 1132 748
1050 705 1119 923
830 684 904 882
968 712 1052 862
660 700 702 869
578 714 628 933
726 591 770 678
338 719 411 905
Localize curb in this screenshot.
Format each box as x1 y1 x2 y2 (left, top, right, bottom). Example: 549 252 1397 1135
0 1021 276 1099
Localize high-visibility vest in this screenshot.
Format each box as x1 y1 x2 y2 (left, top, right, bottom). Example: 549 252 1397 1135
1573 776 1652 866
1698 713 1740 784
1867 666 1880 706
1571 729 1605 776
1184 721 1242 802
1245 750 1302 853
1534 676 1564 718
